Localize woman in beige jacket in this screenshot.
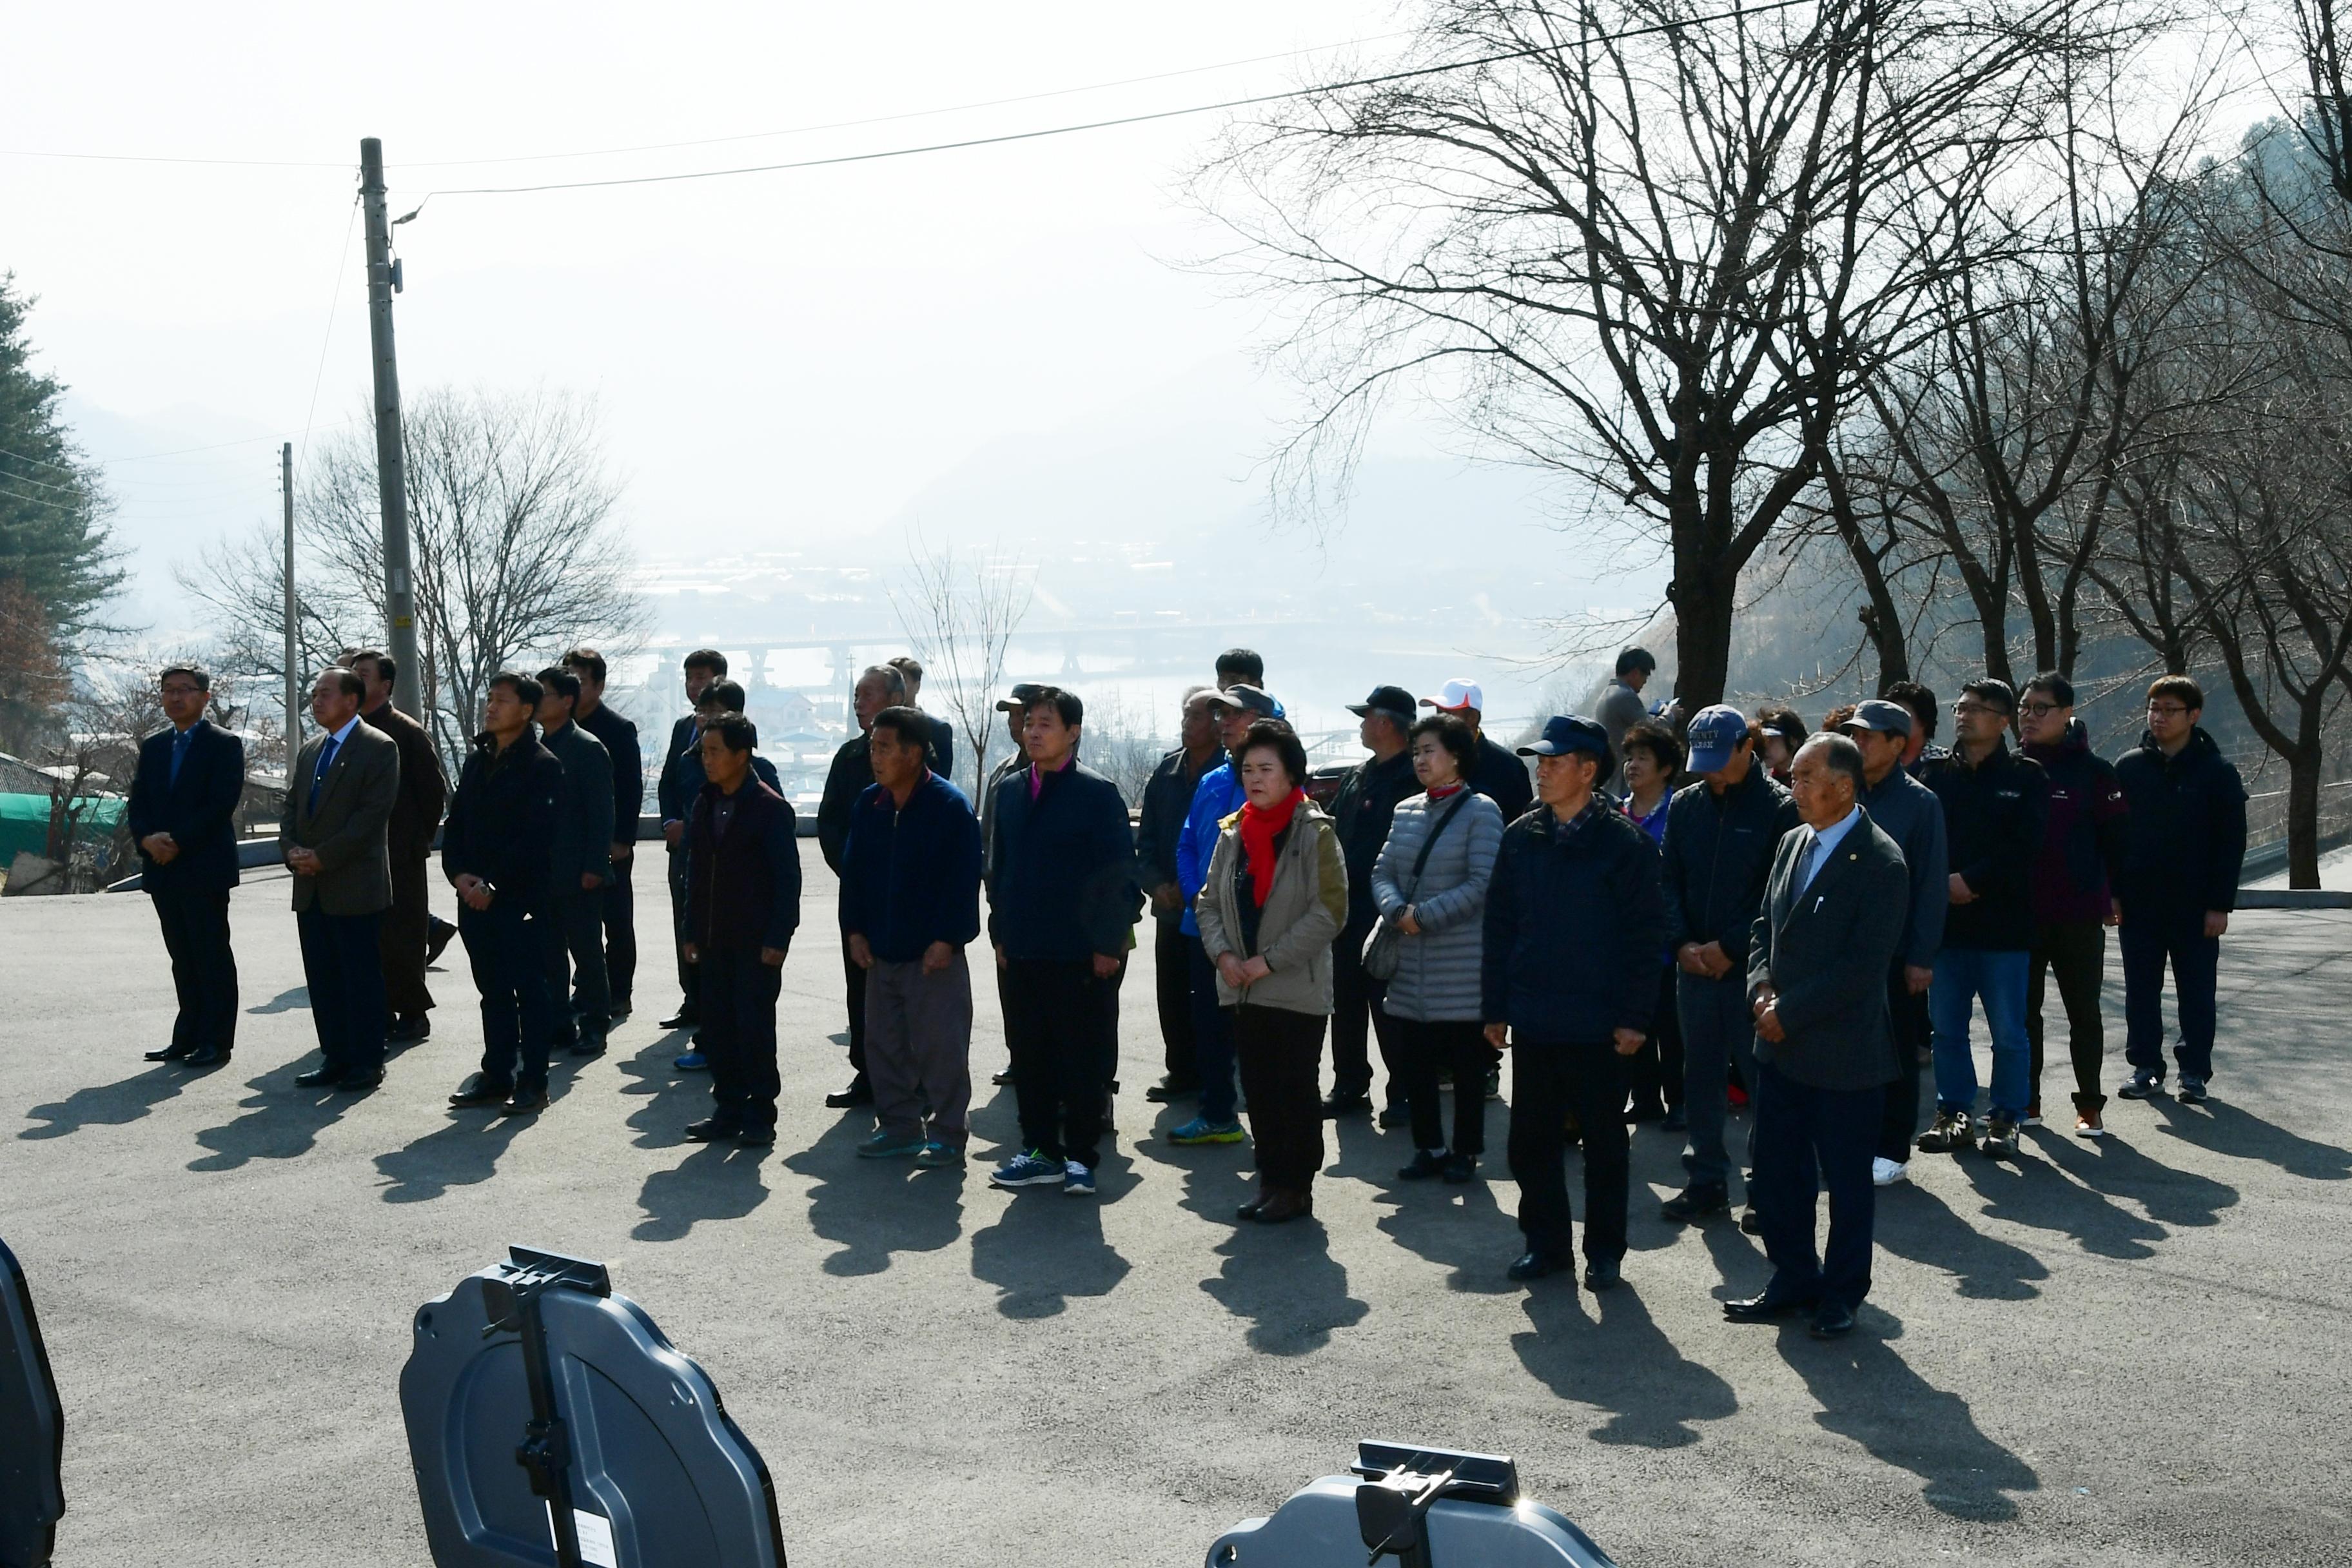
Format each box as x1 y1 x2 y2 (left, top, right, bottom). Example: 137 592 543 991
1196 721 1348 1224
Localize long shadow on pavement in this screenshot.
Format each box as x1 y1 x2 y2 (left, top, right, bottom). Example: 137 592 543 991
186 1060 358 1171
19 1063 188 1140
635 1141 776 1242
2150 1096 2352 1182
1513 1282 1739 1449
1199 1210 1367 1356
781 1120 966 1276
244 986 309 1015
1872 1179 2048 1300
371 1083 579 1204
1777 1312 2040 1522
1992 1128 2238 1251
968 1166 1133 1320
615 1030 707 1150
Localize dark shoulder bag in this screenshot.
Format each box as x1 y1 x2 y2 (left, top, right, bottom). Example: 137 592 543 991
1361 791 1475 981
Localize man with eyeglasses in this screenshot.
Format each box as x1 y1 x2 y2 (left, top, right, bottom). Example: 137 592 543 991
2017 673 2128 1135
1915 680 2047 1159
2111 676 2246 1106
128 664 246 1069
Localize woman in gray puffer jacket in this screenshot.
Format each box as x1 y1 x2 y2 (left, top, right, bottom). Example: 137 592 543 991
1372 712 1506 1183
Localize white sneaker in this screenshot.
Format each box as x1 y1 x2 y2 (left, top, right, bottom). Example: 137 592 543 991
1871 1157 1909 1187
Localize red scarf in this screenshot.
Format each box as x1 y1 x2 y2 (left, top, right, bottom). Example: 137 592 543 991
1237 788 1306 906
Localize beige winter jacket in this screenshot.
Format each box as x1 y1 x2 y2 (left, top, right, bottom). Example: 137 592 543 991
1195 800 1348 1016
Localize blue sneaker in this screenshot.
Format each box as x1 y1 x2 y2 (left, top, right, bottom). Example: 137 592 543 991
913 1141 965 1169
856 1130 925 1159
1168 1116 1246 1145
673 1048 708 1072
990 1149 1066 1188
2117 1072 2161 1100
1063 1160 1096 1197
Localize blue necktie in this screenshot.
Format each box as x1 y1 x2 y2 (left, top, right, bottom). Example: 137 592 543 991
309 734 340 814
1794 832 1821 899
170 728 192 787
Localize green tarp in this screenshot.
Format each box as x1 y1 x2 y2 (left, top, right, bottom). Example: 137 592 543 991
0 792 126 866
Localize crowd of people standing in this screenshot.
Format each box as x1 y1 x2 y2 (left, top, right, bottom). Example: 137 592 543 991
122 638 2249 1340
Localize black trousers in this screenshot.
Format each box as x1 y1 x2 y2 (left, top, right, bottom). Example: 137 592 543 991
380 847 434 1019
298 907 386 1075
840 936 868 1078
1234 1004 1328 1190
666 847 698 1017
462 902 553 1089
2030 918 2108 1110
1329 913 1398 1102
1507 1038 1629 1262
2121 907 2220 1083
1389 1015 1494 1155
542 890 611 1042
1628 963 1684 1112
1875 968 1931 1162
1003 958 1113 1168
1152 917 1195 1084
600 848 637 1006
152 887 237 1055
1751 1061 1883 1310
700 945 784 1130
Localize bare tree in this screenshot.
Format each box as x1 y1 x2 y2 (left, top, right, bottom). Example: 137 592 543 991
888 531 1035 798
181 386 646 774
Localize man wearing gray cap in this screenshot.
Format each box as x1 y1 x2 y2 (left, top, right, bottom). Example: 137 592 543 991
1839 700 1948 1184
1658 704 1799 1228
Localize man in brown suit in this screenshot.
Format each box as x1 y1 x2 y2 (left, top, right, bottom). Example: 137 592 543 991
349 649 448 1044
280 667 402 1090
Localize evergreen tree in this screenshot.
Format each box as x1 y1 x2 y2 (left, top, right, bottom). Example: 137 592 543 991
0 272 122 639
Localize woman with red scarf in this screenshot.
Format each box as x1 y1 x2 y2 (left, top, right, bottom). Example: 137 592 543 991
1195 720 1348 1224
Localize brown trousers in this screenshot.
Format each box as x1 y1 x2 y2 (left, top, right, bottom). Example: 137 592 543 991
380 844 434 1017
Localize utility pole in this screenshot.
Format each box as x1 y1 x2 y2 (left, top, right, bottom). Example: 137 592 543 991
281 442 299 767
360 136 422 718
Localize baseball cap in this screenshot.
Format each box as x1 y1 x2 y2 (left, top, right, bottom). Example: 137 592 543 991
994 682 1048 712
1685 704 1751 772
1839 698 1914 740
1421 677 1484 713
1347 684 1417 725
1517 714 1609 761
1208 684 1280 719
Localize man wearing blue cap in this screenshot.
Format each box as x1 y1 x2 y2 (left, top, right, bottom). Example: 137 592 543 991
1482 714 1665 1288
1658 704 1800 1228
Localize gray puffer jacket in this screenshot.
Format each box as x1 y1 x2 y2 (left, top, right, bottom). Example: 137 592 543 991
1371 788 1505 1023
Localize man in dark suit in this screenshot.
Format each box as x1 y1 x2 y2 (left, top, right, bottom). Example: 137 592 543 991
348 649 447 1044
535 666 615 1057
128 662 246 1069
1732 733 1910 1340
564 646 642 1023
816 662 907 1109
281 667 402 1090
656 649 729 1032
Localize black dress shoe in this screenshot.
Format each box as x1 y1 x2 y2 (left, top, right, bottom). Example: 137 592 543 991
338 1068 386 1092
1810 1300 1857 1339
734 1124 777 1148
426 916 457 965
1397 1149 1447 1181
183 1046 232 1070
144 1044 195 1063
293 1066 345 1089
1583 1257 1623 1291
1740 1204 1762 1235
825 1075 874 1110
448 1073 512 1108
1723 1291 1817 1323
606 1003 632 1026
990 1068 1016 1086
567 1035 607 1058
385 1016 432 1044
1441 1153 1480 1184
1377 1102 1412 1130
659 1009 698 1030
1320 1089 1374 1119
1507 1250 1571 1282
683 1117 741 1142
1144 1076 1199 1104
1660 1184 1728 1223
500 1084 549 1115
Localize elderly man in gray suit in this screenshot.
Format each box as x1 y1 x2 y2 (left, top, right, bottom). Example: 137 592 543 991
280 667 402 1090
1730 732 1910 1340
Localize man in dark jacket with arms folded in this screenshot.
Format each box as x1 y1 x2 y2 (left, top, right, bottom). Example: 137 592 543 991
1729 733 1910 1340
1484 715 1664 1291
814 663 908 1110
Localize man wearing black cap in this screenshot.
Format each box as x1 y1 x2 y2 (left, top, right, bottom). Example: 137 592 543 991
1134 687 1221 1102
1484 714 1665 1289
1324 684 1420 1119
1596 647 1657 765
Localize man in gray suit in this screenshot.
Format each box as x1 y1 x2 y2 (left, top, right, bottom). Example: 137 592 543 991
1730 732 1909 1340
281 667 402 1090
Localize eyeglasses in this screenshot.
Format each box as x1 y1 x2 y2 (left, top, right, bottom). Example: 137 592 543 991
160 684 202 697
2147 703 2190 718
2019 701 2063 718
1950 702 2005 719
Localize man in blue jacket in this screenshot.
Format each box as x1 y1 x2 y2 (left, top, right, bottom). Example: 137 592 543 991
128 663 246 1069
1168 683 1279 1143
2112 676 2246 1105
985 687 1141 1195
1484 716 1665 1289
841 707 983 1166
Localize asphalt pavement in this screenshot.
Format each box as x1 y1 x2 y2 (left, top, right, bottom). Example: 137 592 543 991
1 861 2346 1567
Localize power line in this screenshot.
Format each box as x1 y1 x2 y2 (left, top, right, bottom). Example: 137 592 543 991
419 1 1809 199
297 200 364 479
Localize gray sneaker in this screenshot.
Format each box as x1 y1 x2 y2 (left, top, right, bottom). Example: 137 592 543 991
1979 1117 2020 1159
856 1130 925 1159
912 1140 965 1168
2177 1077 2210 1105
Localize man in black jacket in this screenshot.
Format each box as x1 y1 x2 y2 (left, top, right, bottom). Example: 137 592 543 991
535 667 616 1057
2112 676 2246 1104
656 649 727 1032
1326 684 1420 1119
1134 687 1221 1104
128 663 246 1069
1422 677 1533 823
442 672 565 1116
984 687 1140 1195
565 647 642 1023
1658 705 1799 1224
2019 673 2129 1133
1917 680 2047 1159
816 663 906 1109
1730 734 1910 1340
1484 716 1664 1289
885 655 956 778
349 649 447 1045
